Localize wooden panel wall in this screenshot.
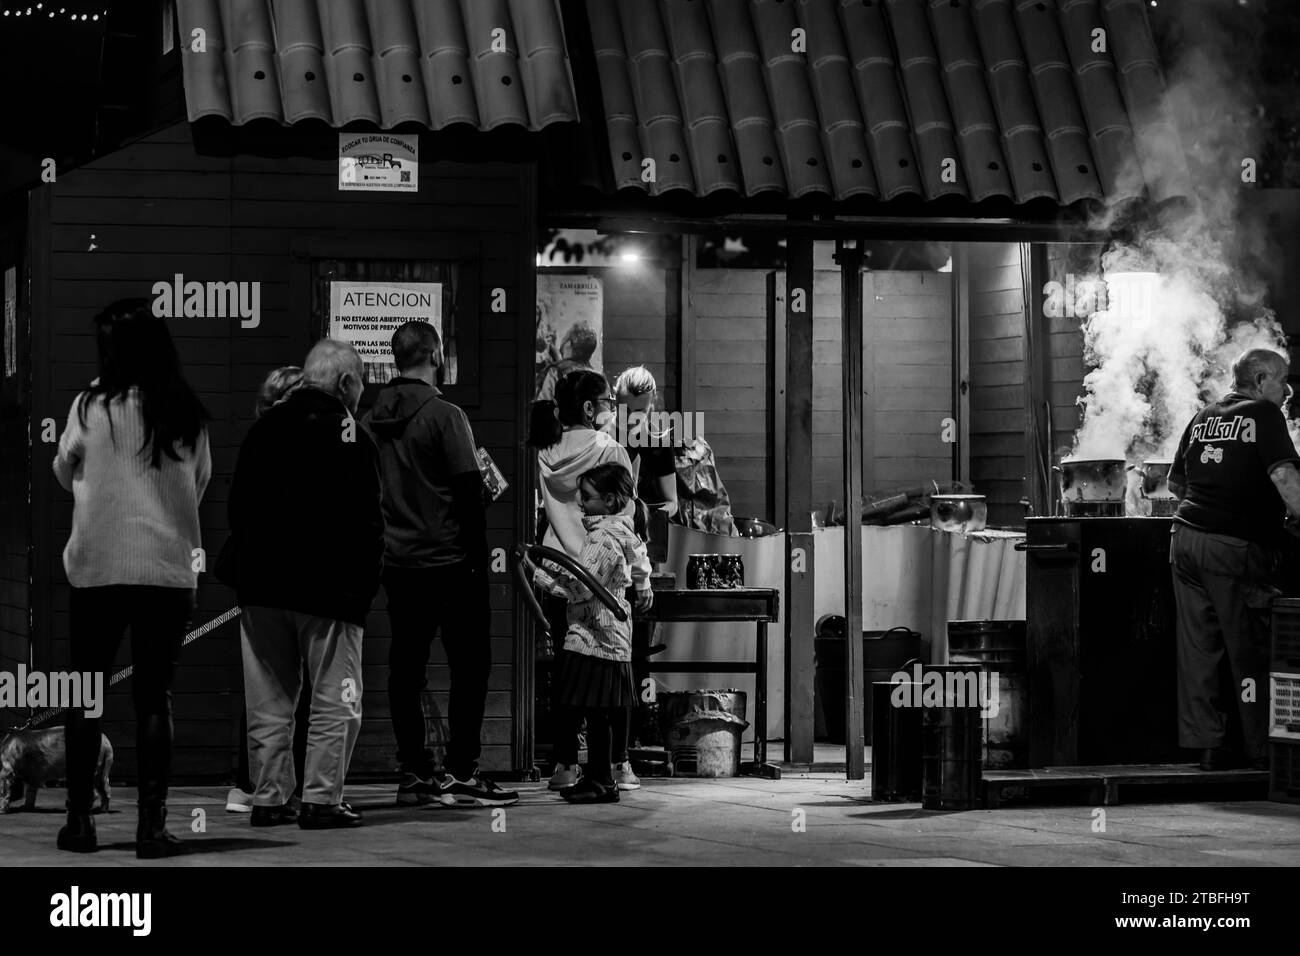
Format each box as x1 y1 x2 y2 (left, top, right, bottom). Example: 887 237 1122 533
1046 243 1095 459
687 262 953 521
968 243 1029 527
36 121 530 780
0 197 29 731
692 268 771 519
862 271 953 492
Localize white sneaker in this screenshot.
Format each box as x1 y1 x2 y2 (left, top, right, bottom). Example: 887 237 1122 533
225 788 254 813
549 763 582 791
613 761 641 791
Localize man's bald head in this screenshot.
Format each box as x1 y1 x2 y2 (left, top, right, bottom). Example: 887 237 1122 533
303 339 365 414
1233 348 1291 408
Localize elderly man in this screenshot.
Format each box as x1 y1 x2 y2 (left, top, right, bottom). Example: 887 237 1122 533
1169 348 1300 771
226 340 384 828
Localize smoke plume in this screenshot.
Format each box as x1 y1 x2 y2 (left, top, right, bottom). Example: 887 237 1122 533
1069 1 1293 463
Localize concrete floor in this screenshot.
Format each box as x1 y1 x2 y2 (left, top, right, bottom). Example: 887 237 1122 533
3 773 1299 866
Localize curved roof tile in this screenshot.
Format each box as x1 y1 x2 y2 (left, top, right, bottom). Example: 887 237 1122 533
176 0 578 131
582 0 1189 206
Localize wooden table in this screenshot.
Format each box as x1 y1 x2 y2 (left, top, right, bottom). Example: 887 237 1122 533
640 587 781 779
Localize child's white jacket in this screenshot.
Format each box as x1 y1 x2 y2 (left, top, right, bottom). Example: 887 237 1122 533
533 513 649 662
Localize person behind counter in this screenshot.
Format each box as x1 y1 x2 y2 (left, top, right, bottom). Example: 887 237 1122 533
1168 347 1300 772
528 369 651 791
613 365 680 518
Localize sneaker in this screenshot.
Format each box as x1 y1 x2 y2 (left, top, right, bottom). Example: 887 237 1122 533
225 788 254 813
560 779 619 804
396 771 452 806
549 763 582 790
612 761 641 791
443 773 520 807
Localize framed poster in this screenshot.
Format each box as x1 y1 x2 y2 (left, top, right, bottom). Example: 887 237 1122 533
535 274 603 401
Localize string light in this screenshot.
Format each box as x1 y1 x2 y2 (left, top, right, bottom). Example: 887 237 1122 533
0 4 106 16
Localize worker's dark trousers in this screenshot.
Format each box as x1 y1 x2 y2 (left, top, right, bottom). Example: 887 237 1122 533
1169 524 1276 759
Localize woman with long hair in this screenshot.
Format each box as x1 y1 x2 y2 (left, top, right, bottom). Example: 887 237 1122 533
53 298 211 858
528 369 651 790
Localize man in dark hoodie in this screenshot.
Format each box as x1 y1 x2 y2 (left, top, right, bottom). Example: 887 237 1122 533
363 321 517 807
225 339 383 830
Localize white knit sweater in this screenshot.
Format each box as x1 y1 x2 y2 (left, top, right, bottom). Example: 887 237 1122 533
53 389 211 588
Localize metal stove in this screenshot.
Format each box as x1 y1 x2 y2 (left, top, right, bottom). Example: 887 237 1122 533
1021 516 1182 767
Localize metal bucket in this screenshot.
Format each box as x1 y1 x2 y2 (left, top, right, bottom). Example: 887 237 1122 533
920 665 984 811
947 621 1029 770
658 689 748 778
872 680 922 802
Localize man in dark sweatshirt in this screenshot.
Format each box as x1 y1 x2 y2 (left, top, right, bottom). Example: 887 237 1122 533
225 339 383 830
363 321 517 807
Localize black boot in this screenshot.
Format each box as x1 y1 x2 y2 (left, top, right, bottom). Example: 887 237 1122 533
56 807 98 853
136 802 181 859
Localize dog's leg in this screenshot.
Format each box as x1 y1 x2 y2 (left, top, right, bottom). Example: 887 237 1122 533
0 766 12 813
24 784 37 811
96 748 113 814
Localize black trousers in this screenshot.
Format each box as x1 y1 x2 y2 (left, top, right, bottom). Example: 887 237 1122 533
542 592 629 767
237 667 310 797
65 585 194 813
580 707 627 786
1170 524 1277 759
384 561 490 780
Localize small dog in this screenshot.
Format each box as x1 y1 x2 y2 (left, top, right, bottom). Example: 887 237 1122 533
0 726 112 813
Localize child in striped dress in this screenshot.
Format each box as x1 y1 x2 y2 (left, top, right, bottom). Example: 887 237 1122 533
532 463 652 803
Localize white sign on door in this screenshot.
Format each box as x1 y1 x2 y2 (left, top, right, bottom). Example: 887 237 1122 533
339 133 418 192
329 281 446 385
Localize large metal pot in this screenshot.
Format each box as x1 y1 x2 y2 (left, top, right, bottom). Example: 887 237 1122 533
930 494 987 533
1055 458 1127 504
1137 459 1174 499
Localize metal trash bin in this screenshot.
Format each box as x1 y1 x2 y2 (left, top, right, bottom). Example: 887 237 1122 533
947 620 1029 770
814 617 922 744
921 665 984 811
872 677 923 802
658 689 748 777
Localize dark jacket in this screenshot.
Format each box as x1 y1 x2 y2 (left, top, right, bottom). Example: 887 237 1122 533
361 377 488 569
222 387 384 626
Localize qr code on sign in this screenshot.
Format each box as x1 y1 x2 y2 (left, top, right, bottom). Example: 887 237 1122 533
400 171 411 183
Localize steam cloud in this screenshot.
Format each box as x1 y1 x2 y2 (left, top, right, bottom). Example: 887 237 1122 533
1069 1 1295 463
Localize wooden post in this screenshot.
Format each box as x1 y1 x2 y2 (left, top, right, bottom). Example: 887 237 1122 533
952 243 971 484
784 231 815 764
766 271 787 526
836 239 866 781
1025 242 1052 517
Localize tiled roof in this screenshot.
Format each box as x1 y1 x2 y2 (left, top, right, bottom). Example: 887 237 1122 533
176 0 579 131
584 0 1191 206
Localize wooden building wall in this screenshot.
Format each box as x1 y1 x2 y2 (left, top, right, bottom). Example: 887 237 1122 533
1046 243 1094 458
32 121 532 780
0 195 29 731
968 243 1030 528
